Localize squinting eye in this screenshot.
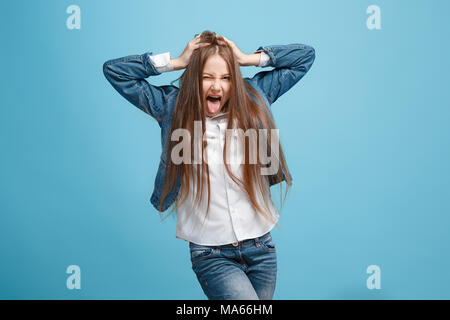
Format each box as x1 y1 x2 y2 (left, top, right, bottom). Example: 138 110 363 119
224 76 231 80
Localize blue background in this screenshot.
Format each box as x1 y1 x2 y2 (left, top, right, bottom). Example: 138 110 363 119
1 0 449 299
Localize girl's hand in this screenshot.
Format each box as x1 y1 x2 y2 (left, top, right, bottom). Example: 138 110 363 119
220 35 260 67
171 35 209 70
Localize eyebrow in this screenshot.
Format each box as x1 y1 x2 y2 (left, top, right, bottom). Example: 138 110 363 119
203 72 231 76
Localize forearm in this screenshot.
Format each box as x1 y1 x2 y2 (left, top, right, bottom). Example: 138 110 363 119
103 51 176 120
246 43 316 105
258 44 315 71
103 52 160 81
239 53 261 66
170 57 186 71
167 49 269 70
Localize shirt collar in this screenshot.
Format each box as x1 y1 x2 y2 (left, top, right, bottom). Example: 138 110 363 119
206 112 228 122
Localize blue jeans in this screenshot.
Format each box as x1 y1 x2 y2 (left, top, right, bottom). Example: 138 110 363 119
189 232 277 300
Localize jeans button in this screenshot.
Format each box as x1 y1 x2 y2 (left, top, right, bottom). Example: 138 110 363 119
232 242 238 247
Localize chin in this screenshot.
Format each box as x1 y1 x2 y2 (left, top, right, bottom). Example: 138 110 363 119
206 109 221 117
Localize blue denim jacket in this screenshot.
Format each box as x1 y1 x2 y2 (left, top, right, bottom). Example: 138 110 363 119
103 44 315 212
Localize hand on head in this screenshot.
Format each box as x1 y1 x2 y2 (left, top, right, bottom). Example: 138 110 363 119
172 31 247 69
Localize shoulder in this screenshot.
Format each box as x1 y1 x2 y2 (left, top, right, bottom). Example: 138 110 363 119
244 77 272 107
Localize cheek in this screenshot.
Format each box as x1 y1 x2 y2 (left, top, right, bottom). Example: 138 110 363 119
223 83 231 96
202 82 208 97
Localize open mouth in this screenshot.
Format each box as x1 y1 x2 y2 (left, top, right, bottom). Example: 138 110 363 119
206 95 222 114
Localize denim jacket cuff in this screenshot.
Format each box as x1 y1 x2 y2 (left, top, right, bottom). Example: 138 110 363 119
254 46 276 67
142 51 162 76
149 52 174 73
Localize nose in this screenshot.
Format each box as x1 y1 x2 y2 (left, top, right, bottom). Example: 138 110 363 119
210 79 221 91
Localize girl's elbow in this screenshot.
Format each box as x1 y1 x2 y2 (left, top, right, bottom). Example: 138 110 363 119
302 45 315 59
103 61 113 78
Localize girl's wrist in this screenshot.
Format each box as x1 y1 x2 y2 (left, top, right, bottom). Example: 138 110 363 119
239 53 261 66
170 57 185 70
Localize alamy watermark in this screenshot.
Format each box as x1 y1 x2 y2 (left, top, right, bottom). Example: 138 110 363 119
170 121 280 175
366 5 381 30
366 265 381 290
66 5 81 30
66 265 81 290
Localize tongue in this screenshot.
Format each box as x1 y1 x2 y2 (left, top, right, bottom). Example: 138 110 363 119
207 99 221 114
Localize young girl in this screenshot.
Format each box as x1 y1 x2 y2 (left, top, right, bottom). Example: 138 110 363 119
103 31 315 300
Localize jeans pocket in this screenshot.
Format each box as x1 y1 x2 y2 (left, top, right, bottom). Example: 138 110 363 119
260 235 276 252
190 247 214 264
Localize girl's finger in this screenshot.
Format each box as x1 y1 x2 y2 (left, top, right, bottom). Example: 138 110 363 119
194 43 209 49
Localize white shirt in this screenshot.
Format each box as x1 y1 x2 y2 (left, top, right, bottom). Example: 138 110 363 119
149 50 278 246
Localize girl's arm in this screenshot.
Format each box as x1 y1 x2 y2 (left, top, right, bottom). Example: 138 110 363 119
246 44 316 105
103 51 178 122
222 36 315 105
103 36 208 121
